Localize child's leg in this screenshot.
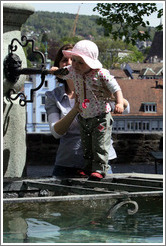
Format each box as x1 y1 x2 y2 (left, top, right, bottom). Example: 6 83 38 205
78 115 93 173
92 113 113 175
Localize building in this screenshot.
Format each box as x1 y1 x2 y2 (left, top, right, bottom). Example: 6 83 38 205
124 62 163 80
138 67 163 79
112 79 163 133
144 31 163 63
109 69 131 80
24 61 55 133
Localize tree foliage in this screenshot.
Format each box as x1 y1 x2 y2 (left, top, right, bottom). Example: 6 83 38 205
93 3 163 45
95 38 144 68
22 11 105 41
41 33 48 43
22 10 157 44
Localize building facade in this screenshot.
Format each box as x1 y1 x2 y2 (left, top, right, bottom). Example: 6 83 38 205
24 62 55 133
112 78 163 133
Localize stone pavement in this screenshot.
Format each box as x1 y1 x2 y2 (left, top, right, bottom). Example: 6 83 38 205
26 162 163 178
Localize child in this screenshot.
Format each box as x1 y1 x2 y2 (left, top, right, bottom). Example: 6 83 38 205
50 40 124 180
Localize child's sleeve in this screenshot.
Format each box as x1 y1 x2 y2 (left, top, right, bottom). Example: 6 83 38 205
123 100 130 114
99 69 121 94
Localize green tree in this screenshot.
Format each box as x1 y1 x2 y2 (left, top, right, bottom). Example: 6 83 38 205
60 36 82 45
118 49 144 64
41 32 48 43
93 3 163 45
22 11 157 44
94 37 144 68
142 46 151 56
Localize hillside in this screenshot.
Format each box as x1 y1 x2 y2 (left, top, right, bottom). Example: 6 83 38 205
21 11 105 41
22 11 156 42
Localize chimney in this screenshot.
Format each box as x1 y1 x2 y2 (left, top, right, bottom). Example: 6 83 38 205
155 80 159 88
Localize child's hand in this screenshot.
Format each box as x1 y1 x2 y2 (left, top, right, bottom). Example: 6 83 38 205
49 67 69 76
114 103 124 114
49 67 59 74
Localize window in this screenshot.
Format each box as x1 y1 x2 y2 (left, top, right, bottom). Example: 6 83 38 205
143 122 149 130
44 80 48 87
151 121 160 131
127 120 150 131
113 118 162 132
41 96 45 105
117 121 125 131
29 76 33 82
135 121 141 130
127 121 134 131
143 103 157 113
41 113 47 123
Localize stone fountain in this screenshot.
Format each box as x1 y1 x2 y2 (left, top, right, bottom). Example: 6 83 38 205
3 3 34 177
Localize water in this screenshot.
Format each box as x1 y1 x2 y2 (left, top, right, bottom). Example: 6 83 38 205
3 197 163 244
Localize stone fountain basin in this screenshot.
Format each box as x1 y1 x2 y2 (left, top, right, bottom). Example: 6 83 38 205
3 173 163 203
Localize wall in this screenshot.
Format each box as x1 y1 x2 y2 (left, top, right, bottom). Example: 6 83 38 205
25 133 163 167
112 133 163 164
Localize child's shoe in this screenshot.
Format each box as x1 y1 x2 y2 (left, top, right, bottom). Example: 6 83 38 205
88 171 105 181
77 170 89 178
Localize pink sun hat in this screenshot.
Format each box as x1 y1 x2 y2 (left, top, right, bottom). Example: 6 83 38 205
62 40 102 69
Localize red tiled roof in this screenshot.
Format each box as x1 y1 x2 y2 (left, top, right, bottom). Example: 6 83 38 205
109 69 129 79
140 68 155 76
128 62 163 71
114 79 163 116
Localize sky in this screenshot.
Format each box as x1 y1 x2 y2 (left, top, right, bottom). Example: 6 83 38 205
28 1 164 27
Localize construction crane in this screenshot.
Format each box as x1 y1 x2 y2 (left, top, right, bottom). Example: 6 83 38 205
71 4 82 37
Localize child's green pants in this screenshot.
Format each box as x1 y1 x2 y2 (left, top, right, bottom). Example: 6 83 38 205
78 112 113 175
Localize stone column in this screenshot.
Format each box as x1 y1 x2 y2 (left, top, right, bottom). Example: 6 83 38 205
3 3 34 177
